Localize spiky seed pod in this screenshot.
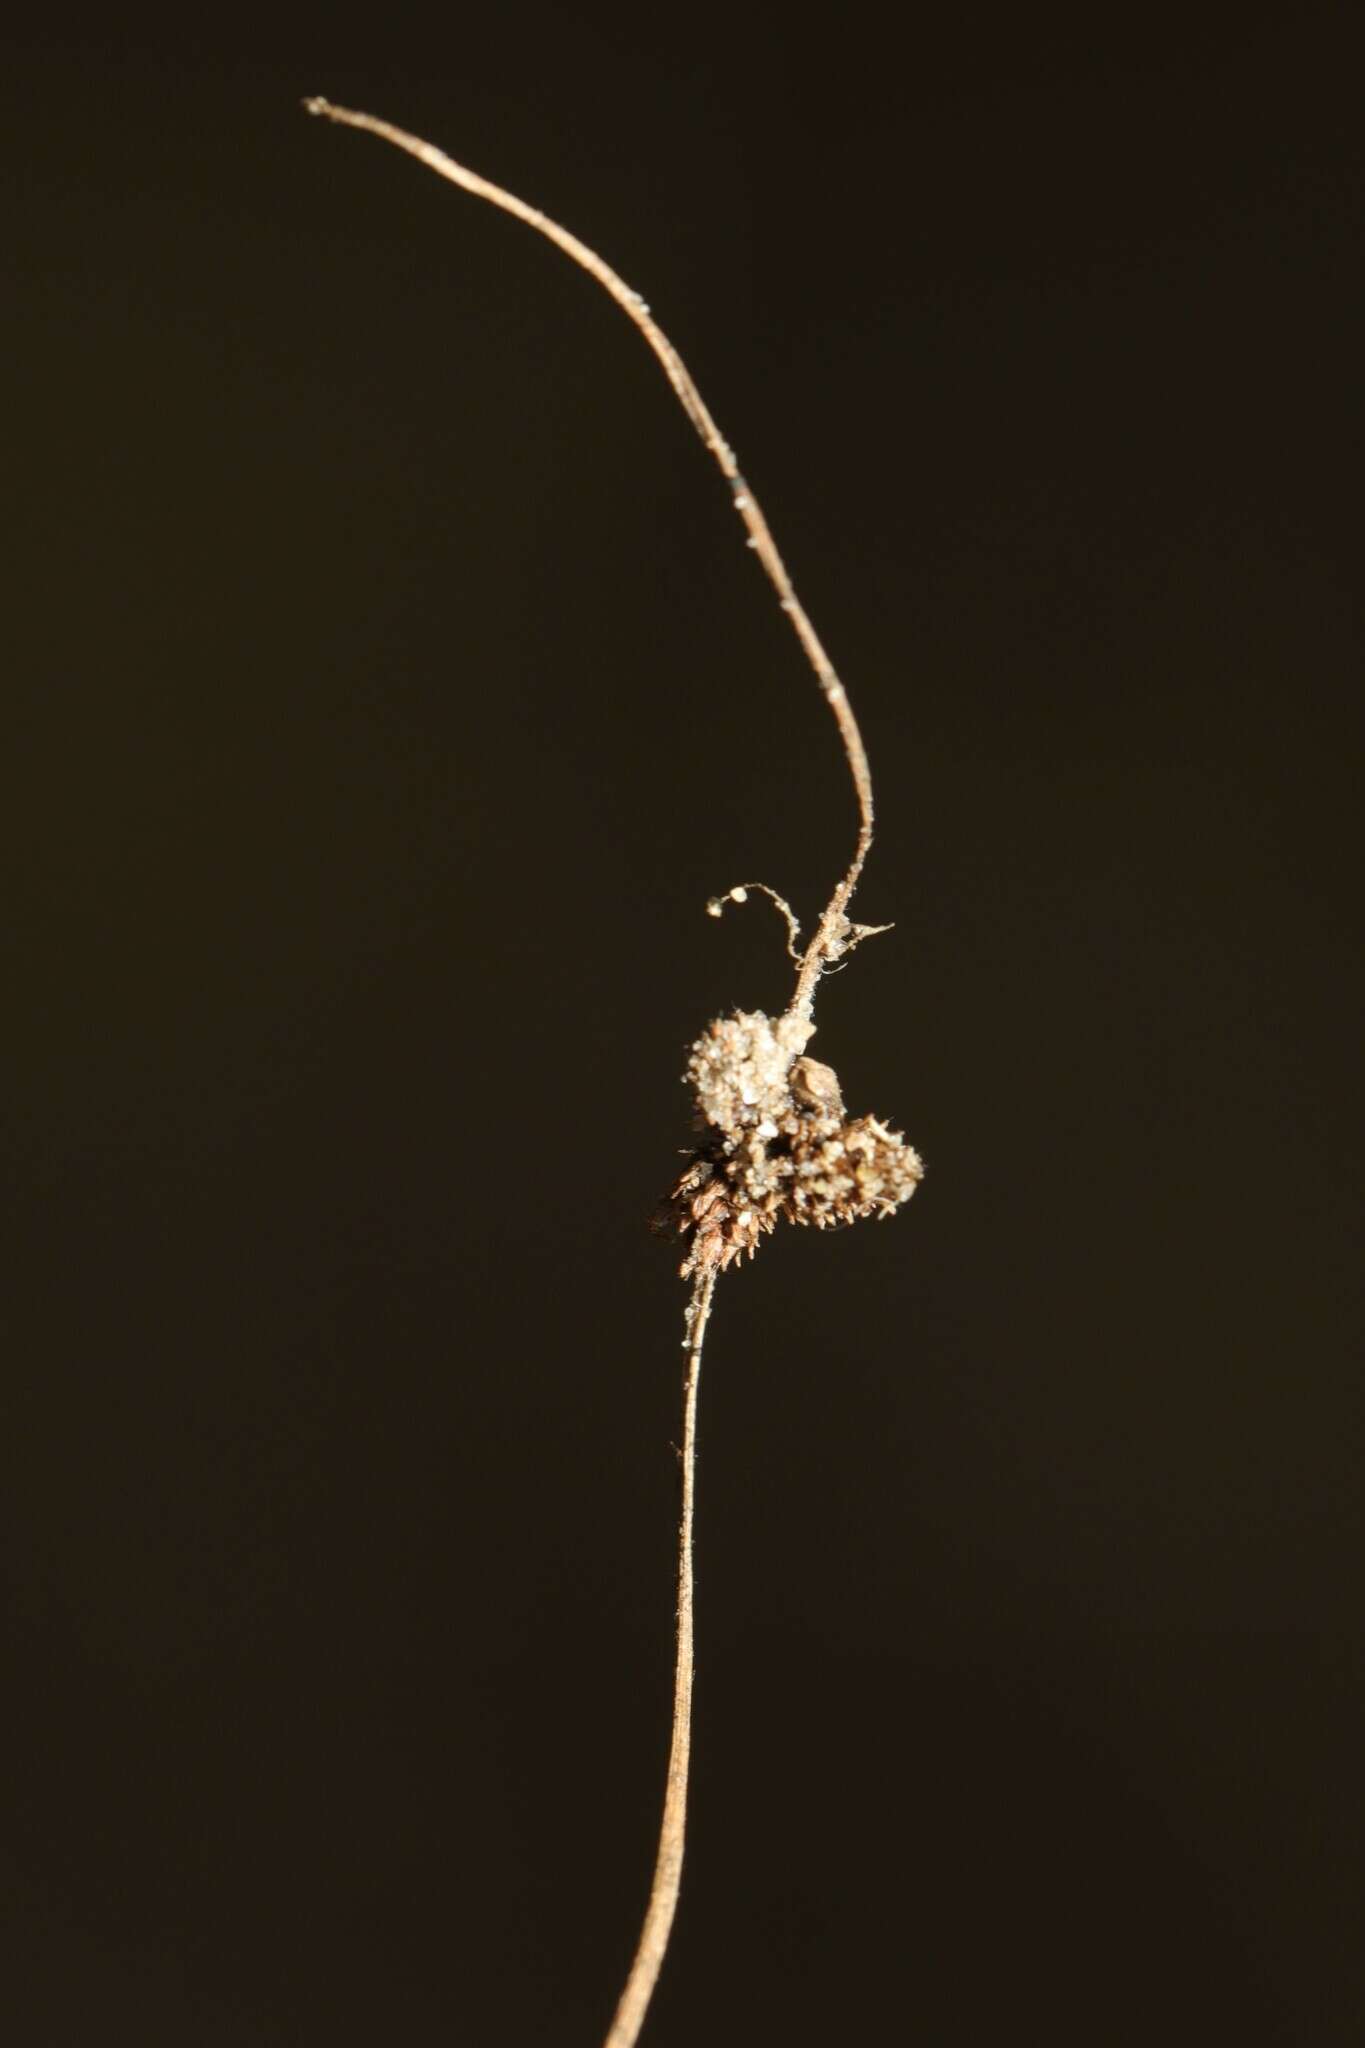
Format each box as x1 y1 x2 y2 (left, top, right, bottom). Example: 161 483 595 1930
657 1010 923 1277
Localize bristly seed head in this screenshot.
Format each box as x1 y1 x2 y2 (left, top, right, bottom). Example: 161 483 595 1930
654 1009 923 1277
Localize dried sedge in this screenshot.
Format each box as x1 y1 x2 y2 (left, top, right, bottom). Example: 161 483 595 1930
306 97 924 2048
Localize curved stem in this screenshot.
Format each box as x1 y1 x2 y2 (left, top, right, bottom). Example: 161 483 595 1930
304 97 875 968
301 103 877 2041
603 1263 716 2048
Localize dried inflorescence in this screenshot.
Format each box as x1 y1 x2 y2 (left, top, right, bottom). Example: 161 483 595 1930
656 1009 924 1277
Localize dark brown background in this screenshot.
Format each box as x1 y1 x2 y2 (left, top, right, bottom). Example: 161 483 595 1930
4 9 1361 2043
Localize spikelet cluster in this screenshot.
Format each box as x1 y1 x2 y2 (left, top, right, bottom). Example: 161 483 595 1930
655 1010 923 1276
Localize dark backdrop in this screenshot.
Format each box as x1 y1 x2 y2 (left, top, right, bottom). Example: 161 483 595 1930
4 10 1361 2044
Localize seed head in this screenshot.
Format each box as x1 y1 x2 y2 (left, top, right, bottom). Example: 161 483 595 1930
655 1009 923 1277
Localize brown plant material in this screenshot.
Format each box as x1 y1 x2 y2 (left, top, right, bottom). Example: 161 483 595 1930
305 95 925 2048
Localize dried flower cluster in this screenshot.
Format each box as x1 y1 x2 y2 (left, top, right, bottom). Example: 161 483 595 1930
656 1010 924 1277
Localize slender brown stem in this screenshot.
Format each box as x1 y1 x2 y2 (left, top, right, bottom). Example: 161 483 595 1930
303 97 875 1001
303 101 881 2043
604 1262 717 2048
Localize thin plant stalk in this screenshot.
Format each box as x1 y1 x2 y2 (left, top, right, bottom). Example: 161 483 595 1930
603 1264 714 2048
303 99 875 980
305 98 894 2047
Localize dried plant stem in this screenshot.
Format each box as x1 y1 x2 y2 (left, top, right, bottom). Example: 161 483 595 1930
604 1263 715 2048
303 97 874 1010
304 99 901 2046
